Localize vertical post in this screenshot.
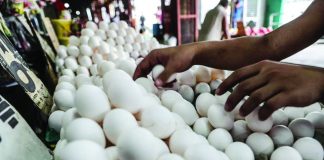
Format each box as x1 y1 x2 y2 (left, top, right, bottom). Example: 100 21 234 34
177 0 182 45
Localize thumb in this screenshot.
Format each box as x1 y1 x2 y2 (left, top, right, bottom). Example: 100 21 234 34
155 64 176 87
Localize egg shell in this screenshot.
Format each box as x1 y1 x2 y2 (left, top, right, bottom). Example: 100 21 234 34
58 75 75 85
65 118 106 147
132 42 141 51
115 36 125 45
61 69 75 77
177 70 196 86
135 77 158 94
57 140 106 160
184 144 229 160
75 85 110 122
135 34 145 43
214 91 231 105
81 28 95 37
126 27 137 37
92 54 104 65
195 82 211 95
91 76 103 87
53 139 68 159
125 35 135 44
158 153 184 160
78 56 92 68
196 93 217 117
208 104 234 130
171 113 192 131
115 59 136 77
178 85 194 103
86 21 98 31
48 110 65 132
304 103 322 114
161 90 183 110
230 100 245 120
98 42 110 54
172 100 199 126
61 108 81 130
209 79 222 91
98 61 115 76
270 146 302 160
64 56 79 71
55 57 65 68
195 66 211 83
246 132 274 156
105 146 119 160
124 43 133 53
109 22 119 30
54 89 74 111
140 50 149 57
130 51 140 59
80 35 90 45
107 30 118 39
208 128 233 152
67 45 80 57
118 21 128 29
245 107 273 133
55 81 76 93
80 44 93 56
57 45 68 58
293 137 324 160
69 35 80 46
225 142 254 160
272 109 289 126
98 21 108 30
288 118 314 138
107 38 116 46
89 64 98 76
95 29 107 40
117 29 127 37
269 125 294 147
192 117 212 137
135 57 144 65
75 74 92 88
89 36 101 49
283 107 305 121
230 120 251 142
305 111 324 129
76 66 90 76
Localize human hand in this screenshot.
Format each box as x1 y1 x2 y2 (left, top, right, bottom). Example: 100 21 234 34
217 60 324 120
133 44 198 87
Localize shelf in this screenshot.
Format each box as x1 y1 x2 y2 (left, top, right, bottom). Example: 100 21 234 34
179 14 197 19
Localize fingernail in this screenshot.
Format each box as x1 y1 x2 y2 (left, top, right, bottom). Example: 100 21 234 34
155 79 163 87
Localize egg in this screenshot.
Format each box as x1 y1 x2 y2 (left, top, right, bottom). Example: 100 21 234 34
103 69 133 89
245 107 273 133
208 128 232 151
135 57 144 65
55 57 65 68
76 66 90 76
152 65 165 80
86 21 98 30
288 118 314 138
75 85 110 122
117 127 165 160
130 51 140 59
169 129 208 155
158 153 184 160
210 79 222 91
61 69 75 77
192 117 212 137
230 120 251 142
65 118 106 147
230 100 245 120
270 146 302 160
91 76 103 87
141 42 150 51
57 140 106 160
98 61 115 76
67 46 80 57
272 109 289 126
184 144 229 160
64 56 79 71
132 42 141 51
57 45 68 58
117 29 127 37
55 81 76 93
195 82 211 95
48 110 65 132
135 77 158 94
172 100 199 125
95 29 107 40
80 35 90 45
107 30 118 39
79 44 93 56
214 91 231 105
124 43 133 53
98 42 110 54
125 35 135 44
61 108 81 130
135 34 145 43
92 54 104 65
196 93 217 117
118 21 128 29
58 75 75 84
269 125 294 147
109 22 119 30
69 35 80 46
81 28 95 37
53 89 74 111
246 132 274 156
195 66 211 83
283 107 305 121
177 70 196 86
178 85 194 103
75 74 92 88
293 137 324 160
172 113 191 131
99 21 108 30
305 111 324 129
53 139 68 159
115 36 125 45
304 103 322 114
140 50 149 57
208 104 234 130
115 59 136 77
225 142 254 160
88 36 101 49
78 56 92 68
126 27 137 37
89 64 98 76
105 146 119 160
160 90 183 110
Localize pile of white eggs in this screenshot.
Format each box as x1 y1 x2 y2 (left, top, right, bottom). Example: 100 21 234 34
50 20 324 160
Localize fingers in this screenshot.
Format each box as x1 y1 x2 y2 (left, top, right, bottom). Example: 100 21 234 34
155 63 176 87
224 75 268 111
258 93 289 120
238 84 282 117
217 63 261 95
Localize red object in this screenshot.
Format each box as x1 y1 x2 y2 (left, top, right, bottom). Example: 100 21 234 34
54 0 65 12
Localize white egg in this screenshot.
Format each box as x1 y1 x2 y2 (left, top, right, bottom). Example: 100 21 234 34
75 85 110 122
55 81 76 93
304 103 322 115
245 107 273 133
75 74 92 88
115 36 125 45
283 107 305 121
95 29 107 40
169 129 208 155
152 65 165 80
103 109 138 144
124 43 133 53
172 100 199 126
67 46 80 57
135 34 145 43
272 109 289 126
269 125 294 147
98 61 115 76
196 93 217 117
81 28 95 37
61 69 75 77
161 90 183 110
132 42 141 51
48 110 65 132
177 70 196 86
126 27 137 37
109 22 119 30
115 59 136 77
208 104 234 130
58 75 75 84
193 117 212 137
64 56 79 71
140 50 149 57
195 66 211 83
61 108 80 130
117 127 164 160
140 105 176 138
98 42 110 54
209 79 222 91
115 45 125 53
305 111 324 129
57 140 106 160
102 69 133 89
141 42 150 51
55 57 65 68
230 120 251 142
208 128 233 151
92 54 104 64
195 82 211 95
80 44 93 56
172 113 191 131
76 66 90 76
288 118 314 138
105 146 119 160
107 30 118 39
88 36 101 49
225 142 254 160
130 51 140 59
80 35 90 45
78 56 92 68
57 45 68 58
99 21 108 30
178 85 194 103
118 21 128 29
184 144 228 160
214 91 231 106
117 29 127 37
135 77 158 94
270 146 302 160
293 137 324 160
246 132 274 156
158 153 184 160
53 139 68 159
91 76 103 87
230 100 245 120
65 118 106 147
54 89 74 111
89 64 98 76
69 35 80 46
135 57 144 65
86 21 98 31
125 35 135 44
